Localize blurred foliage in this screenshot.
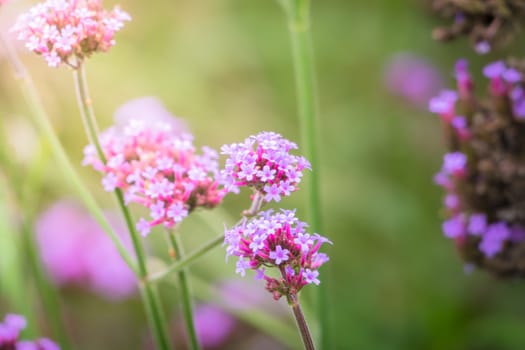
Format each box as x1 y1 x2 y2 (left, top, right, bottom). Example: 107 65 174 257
2 0 525 349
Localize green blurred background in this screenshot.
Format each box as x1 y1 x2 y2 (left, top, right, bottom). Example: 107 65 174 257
3 0 525 349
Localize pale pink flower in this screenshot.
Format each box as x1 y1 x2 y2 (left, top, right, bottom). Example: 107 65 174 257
11 0 130 68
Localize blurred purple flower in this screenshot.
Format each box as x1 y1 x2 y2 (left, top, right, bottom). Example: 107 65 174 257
113 96 188 134
384 53 444 108
36 200 136 300
192 305 235 349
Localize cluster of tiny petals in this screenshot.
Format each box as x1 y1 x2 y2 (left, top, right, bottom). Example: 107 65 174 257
224 209 331 300
220 132 311 203
11 0 130 68
0 314 59 350
83 119 225 236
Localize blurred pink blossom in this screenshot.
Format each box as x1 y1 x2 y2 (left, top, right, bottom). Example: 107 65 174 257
36 200 136 300
384 53 445 108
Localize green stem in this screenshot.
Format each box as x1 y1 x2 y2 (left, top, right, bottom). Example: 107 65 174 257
281 1 327 348
72 65 172 350
21 220 72 349
0 34 137 274
149 235 224 283
167 231 200 350
287 293 315 350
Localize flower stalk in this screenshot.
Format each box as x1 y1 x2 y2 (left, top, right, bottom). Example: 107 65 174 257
167 230 200 350
287 293 315 350
280 0 327 348
150 234 224 283
72 64 172 350
0 33 137 274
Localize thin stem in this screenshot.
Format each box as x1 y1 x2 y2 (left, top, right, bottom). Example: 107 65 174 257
282 1 328 348
287 293 315 350
0 34 137 273
149 234 223 283
72 65 172 350
167 231 200 350
21 220 72 349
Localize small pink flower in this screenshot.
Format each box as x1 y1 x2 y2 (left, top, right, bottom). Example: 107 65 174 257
11 0 130 68
220 132 310 204
84 99 225 234
224 209 331 300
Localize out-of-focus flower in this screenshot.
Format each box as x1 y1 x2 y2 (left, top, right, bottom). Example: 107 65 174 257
384 53 444 108
10 0 130 68
0 314 59 349
431 0 525 53
224 209 330 300
36 200 136 300
430 59 525 277
192 304 235 349
220 132 310 205
83 100 224 236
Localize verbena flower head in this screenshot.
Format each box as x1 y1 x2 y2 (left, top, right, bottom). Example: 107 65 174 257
224 209 331 300
83 103 225 236
220 132 311 204
0 314 59 349
36 200 136 300
11 0 130 68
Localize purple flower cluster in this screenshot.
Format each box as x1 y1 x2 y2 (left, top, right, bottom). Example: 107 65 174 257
11 0 130 68
83 106 225 236
0 314 59 350
36 200 136 300
224 209 330 300
220 132 311 203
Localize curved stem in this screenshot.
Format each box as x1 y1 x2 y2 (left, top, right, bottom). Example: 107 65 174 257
72 65 172 350
281 0 328 348
149 234 223 283
0 34 137 273
167 231 200 350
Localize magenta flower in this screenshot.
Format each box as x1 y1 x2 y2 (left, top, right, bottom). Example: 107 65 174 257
384 53 444 108
0 314 59 349
11 0 130 68
192 305 235 348
36 200 136 300
220 132 310 204
442 152 467 177
224 209 331 300
83 105 225 235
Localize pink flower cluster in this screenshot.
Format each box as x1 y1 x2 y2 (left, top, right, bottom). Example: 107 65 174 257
0 314 59 350
83 118 225 237
220 132 311 203
11 0 130 68
36 200 136 300
224 209 331 300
